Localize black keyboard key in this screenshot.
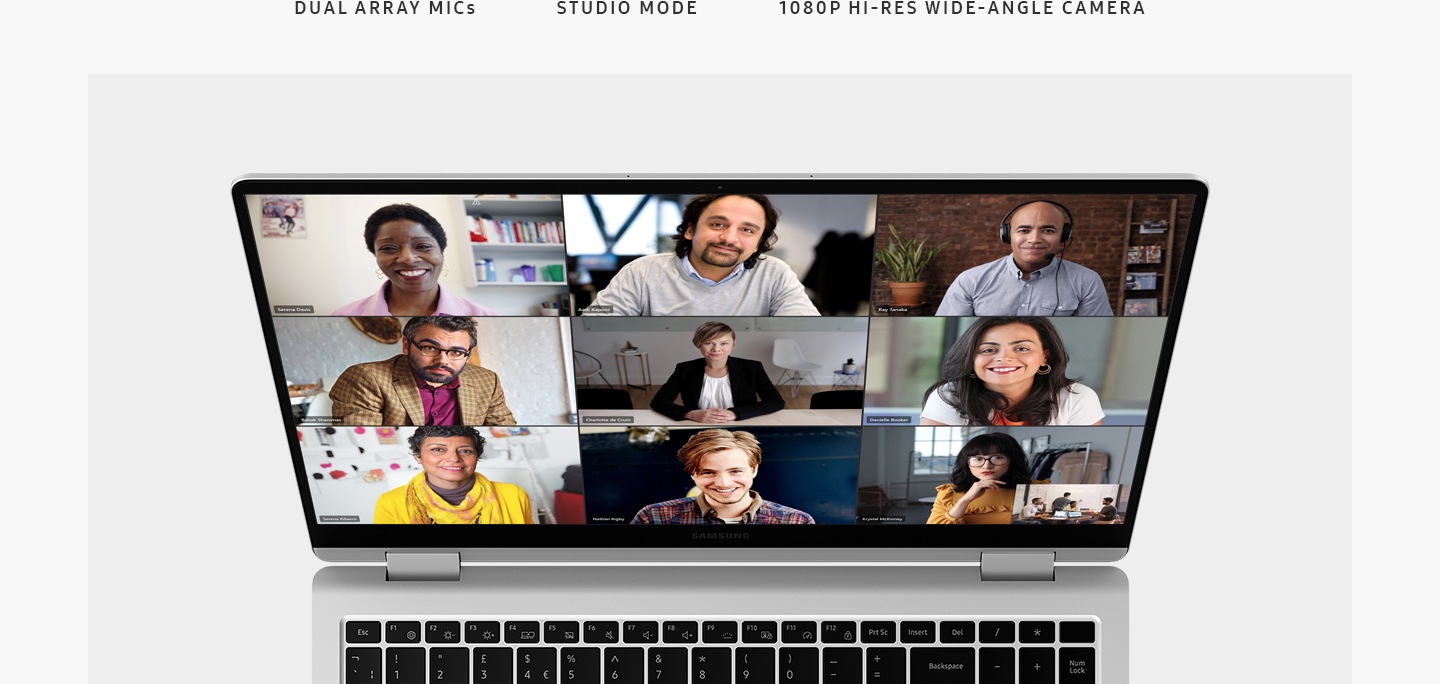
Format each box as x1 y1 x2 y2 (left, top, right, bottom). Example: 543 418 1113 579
821 621 856 643
779 647 819 683
508 621 542 644
344 647 380 684
585 621 619 644
385 647 425 684
1058 647 1096 684
782 621 817 643
1059 621 1095 644
386 621 421 644
823 647 862 684
899 621 935 644
474 648 512 683
561 647 601 684
909 647 974 684
939 620 975 643
426 621 462 644
1018 648 1055 684
605 647 644 683
664 620 698 644
625 621 659 644
518 647 557 682
865 647 905 683
466 621 501 644
737 647 776 684
979 621 1015 644
693 648 731 683
859 621 895 644
429 647 467 683
648 647 687 684
1020 621 1055 644
743 620 778 643
347 621 381 644
978 647 1014 684
546 621 581 644
703 621 738 643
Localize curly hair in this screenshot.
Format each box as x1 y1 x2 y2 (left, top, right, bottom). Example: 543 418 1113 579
670 194 780 270
407 425 486 457
363 203 447 253
924 317 1081 426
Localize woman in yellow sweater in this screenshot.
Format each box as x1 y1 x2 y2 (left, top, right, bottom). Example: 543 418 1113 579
374 426 534 524
926 432 1034 525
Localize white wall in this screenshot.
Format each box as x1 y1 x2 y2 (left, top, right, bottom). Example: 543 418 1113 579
570 317 871 387
274 316 574 423
760 194 878 280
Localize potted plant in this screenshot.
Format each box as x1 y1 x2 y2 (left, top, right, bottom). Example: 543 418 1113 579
874 224 949 308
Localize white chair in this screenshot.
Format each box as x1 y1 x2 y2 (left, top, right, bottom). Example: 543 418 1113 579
772 339 824 398
301 376 340 422
573 350 613 388
303 390 333 421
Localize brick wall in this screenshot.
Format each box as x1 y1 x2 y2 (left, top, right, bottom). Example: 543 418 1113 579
871 194 1196 315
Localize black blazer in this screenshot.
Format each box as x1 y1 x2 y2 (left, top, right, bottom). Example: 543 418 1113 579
649 357 785 421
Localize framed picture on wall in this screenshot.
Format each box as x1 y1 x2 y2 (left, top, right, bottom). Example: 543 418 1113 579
261 195 306 238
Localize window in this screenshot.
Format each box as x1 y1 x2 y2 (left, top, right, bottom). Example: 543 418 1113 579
563 194 683 256
911 426 986 476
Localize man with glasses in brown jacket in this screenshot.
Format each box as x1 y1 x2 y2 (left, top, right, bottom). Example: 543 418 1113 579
328 316 516 426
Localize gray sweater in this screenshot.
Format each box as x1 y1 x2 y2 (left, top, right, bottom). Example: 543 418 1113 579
584 254 819 316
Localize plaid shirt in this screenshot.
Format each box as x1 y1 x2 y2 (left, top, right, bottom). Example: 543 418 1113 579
630 491 815 524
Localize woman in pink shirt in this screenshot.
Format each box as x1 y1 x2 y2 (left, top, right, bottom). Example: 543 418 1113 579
332 204 497 316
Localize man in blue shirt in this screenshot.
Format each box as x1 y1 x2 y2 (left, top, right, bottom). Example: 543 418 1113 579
936 200 1113 316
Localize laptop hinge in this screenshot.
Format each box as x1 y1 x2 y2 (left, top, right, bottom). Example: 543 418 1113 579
980 552 1055 582
385 553 461 582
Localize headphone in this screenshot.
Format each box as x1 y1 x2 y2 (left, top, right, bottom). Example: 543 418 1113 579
1000 200 1075 246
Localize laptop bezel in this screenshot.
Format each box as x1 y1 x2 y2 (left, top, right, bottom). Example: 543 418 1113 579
232 174 1206 563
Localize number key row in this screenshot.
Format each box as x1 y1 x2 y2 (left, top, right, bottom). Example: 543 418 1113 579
344 645 1099 684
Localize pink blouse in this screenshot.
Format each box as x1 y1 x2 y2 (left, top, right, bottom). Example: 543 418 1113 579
331 282 498 316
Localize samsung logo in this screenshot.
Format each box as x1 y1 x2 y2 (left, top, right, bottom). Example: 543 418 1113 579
691 532 750 540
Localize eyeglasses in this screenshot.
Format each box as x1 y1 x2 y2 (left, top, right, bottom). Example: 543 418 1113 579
966 454 1010 467
410 343 471 360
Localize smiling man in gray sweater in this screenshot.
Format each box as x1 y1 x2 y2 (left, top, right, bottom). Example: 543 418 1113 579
583 194 820 317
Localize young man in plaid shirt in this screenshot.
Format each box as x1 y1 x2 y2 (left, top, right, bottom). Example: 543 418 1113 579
630 429 815 525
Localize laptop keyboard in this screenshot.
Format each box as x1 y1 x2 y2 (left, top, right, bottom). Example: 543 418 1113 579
342 615 1099 683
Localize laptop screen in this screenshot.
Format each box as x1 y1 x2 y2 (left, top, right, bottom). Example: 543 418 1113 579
233 177 1202 555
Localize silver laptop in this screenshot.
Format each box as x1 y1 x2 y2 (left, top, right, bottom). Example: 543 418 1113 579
232 175 1206 683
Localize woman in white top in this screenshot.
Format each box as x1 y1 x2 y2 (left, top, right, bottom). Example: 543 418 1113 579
649 321 785 423
920 316 1104 426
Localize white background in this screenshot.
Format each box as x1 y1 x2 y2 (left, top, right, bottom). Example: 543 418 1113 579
7 1 1429 681
89 74 1344 682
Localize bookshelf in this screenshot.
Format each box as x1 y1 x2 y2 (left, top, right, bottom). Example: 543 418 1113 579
462 196 569 305
1117 198 1177 316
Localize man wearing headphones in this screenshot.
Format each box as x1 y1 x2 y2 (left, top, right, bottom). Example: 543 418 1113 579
935 200 1113 316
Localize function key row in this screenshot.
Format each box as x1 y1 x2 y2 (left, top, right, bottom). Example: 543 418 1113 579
346 619 1095 645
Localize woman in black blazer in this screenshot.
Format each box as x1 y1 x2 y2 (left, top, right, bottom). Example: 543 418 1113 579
650 321 785 422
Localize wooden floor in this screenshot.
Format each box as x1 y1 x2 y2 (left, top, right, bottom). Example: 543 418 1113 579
585 382 858 411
